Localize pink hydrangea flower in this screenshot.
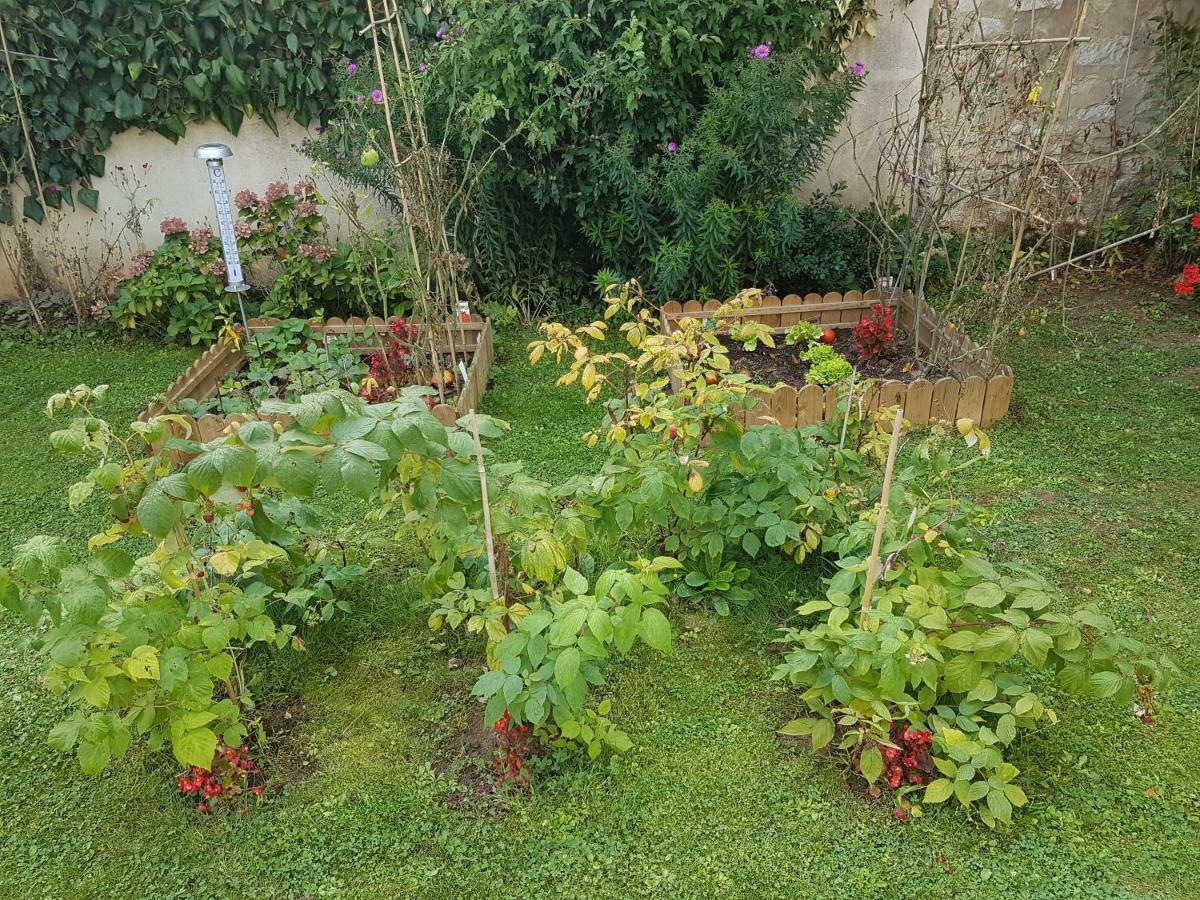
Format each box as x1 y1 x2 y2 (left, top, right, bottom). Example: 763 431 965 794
265 180 289 202
160 216 188 236
295 200 318 218
234 220 253 239
234 189 258 210
188 228 213 254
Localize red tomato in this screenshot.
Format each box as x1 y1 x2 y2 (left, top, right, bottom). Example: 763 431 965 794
821 327 837 344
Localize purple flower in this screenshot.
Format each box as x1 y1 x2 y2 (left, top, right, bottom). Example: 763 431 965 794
346 62 357 76
356 95 365 103
47 183 58 193
666 141 677 153
852 60 866 76
455 25 463 36
418 63 428 74
409 36 417 45
371 89 384 104
751 42 771 59
436 26 445 38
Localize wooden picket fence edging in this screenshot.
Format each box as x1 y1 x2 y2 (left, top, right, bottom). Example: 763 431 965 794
141 315 495 447
660 289 1013 428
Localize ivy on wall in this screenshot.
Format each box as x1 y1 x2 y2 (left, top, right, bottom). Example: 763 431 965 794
0 0 367 224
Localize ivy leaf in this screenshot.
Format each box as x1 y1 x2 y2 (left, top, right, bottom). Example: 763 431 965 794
22 195 44 225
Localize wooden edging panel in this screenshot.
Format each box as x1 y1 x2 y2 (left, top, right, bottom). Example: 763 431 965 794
661 288 1011 428
144 317 495 445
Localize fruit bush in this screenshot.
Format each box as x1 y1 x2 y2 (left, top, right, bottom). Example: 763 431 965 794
773 419 1172 826
0 385 365 773
532 280 1172 824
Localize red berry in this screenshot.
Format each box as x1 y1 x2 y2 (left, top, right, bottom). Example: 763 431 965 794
203 512 215 523
892 807 910 822
668 425 678 440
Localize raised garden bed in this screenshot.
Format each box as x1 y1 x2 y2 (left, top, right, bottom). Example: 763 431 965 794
142 315 495 444
661 289 1013 428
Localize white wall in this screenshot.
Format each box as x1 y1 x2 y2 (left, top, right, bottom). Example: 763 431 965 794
0 114 346 299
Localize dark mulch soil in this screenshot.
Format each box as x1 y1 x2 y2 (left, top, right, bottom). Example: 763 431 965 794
727 331 951 389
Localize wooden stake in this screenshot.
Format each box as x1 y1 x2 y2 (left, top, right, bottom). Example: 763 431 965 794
470 409 500 601
859 407 905 628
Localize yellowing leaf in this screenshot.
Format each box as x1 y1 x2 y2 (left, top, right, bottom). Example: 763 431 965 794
209 550 240 577
688 470 704 492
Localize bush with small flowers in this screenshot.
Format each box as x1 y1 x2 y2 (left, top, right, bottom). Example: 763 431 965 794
1171 212 1200 297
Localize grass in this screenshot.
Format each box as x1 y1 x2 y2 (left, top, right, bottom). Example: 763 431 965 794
0 283 1197 898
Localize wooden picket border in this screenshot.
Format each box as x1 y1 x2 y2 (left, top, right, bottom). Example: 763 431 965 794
660 289 1013 428
141 316 495 450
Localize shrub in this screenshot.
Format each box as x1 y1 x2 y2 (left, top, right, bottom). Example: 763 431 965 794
583 53 863 299
0 385 365 773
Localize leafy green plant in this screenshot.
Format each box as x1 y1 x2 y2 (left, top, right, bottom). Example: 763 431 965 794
799 343 853 385
674 558 751 616
0 385 364 773
774 423 1172 827
583 52 862 299
784 320 823 347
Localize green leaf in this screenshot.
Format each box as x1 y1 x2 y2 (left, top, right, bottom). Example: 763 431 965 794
605 729 633 753
1089 670 1123 698
965 582 1005 608
136 489 177 539
810 717 834 751
859 747 884 784
472 670 505 697
90 547 133 578
742 531 761 557
987 788 1013 823
554 647 581 687
1020 628 1054 668
562 567 588 596
638 606 671 653
924 778 954 804
81 677 110 707
78 188 99 212
12 535 71 581
23 194 44 225
995 713 1017 744
777 718 814 736
124 645 160 681
172 727 218 769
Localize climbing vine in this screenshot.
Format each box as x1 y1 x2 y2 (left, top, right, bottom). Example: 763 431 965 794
0 0 367 223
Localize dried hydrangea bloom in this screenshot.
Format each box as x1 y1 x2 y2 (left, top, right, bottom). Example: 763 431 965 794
234 189 259 210
264 180 290 202
160 216 188 235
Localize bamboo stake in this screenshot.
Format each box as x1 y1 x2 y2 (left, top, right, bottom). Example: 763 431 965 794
859 407 905 628
469 410 500 601
839 367 858 450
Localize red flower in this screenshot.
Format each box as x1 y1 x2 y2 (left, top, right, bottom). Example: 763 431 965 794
1190 212 1200 229
1175 279 1195 297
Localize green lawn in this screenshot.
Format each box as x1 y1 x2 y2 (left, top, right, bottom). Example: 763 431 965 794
0 285 1197 899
